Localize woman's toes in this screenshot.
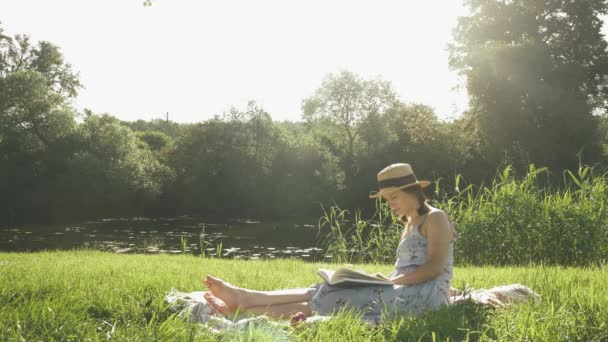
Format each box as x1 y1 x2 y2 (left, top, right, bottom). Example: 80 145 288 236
204 275 221 288
206 275 221 284
201 275 243 310
204 292 232 316
203 275 219 289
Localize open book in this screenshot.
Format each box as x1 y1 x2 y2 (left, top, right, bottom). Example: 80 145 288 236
316 268 394 287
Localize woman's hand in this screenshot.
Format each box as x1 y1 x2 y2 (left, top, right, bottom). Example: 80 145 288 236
390 274 410 285
373 272 391 280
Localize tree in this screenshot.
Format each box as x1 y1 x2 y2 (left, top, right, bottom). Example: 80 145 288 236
0 24 82 223
136 130 173 152
302 70 397 195
449 0 608 173
600 113 608 162
57 114 174 218
121 118 184 139
384 102 468 178
166 101 280 218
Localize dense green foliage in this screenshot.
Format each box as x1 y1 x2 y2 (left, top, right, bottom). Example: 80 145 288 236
449 0 608 172
445 164 608 266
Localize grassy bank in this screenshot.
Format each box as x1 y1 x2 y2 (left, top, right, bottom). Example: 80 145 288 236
0 250 606 341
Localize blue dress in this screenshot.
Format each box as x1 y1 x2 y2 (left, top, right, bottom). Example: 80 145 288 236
307 211 458 321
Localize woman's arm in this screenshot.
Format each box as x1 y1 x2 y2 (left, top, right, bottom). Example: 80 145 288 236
390 263 441 285
390 211 452 286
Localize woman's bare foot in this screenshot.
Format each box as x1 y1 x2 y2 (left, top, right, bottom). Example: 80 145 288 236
203 292 236 316
203 275 247 310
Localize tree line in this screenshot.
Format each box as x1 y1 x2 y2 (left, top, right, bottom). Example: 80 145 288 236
2 0 608 224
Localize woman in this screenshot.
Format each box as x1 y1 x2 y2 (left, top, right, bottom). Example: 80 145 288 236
203 163 458 321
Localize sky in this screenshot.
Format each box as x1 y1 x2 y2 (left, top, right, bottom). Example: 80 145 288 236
1 0 597 124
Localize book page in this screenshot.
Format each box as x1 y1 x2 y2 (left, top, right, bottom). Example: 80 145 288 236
316 268 393 287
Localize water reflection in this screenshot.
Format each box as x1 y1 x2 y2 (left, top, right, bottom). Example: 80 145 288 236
0 217 327 261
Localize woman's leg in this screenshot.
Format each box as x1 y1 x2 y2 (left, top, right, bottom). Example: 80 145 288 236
242 288 315 307
204 292 312 319
243 302 311 319
204 275 315 310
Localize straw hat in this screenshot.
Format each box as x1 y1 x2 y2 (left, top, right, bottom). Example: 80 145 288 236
369 163 431 199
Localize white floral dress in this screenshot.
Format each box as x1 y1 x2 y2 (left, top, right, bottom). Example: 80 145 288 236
306 213 458 322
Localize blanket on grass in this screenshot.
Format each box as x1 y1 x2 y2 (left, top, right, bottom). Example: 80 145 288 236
164 284 541 335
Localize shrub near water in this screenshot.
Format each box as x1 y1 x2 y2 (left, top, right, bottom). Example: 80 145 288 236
318 164 608 266
448 164 608 266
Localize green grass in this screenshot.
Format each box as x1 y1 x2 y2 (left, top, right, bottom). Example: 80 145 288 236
1 251 607 341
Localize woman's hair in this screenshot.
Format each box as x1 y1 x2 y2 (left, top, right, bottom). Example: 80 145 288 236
396 184 431 224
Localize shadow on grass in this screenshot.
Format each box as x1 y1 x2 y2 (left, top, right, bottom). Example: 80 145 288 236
292 300 497 341
390 300 496 341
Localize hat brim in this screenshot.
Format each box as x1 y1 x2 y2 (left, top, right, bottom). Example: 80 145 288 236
369 180 431 199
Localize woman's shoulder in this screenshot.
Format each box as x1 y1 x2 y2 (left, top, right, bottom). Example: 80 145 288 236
421 207 454 239
425 206 449 220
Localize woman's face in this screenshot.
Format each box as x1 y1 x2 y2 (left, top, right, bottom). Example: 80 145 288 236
382 189 419 218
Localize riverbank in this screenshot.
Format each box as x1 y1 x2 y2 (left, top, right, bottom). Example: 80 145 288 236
1 250 606 341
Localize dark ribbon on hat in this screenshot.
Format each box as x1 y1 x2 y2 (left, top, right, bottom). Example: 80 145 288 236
378 174 417 188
